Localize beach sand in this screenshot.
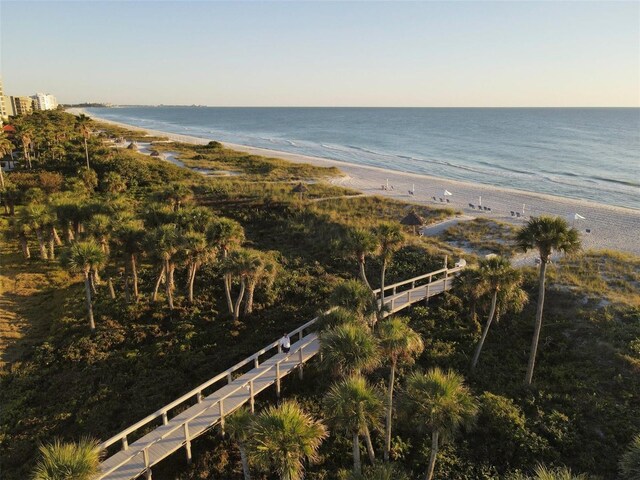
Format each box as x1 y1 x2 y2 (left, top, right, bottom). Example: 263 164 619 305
78 110 640 256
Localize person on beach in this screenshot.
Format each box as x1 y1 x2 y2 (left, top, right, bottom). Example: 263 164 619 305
280 333 291 354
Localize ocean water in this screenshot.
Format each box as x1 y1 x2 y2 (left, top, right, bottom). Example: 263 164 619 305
86 107 640 210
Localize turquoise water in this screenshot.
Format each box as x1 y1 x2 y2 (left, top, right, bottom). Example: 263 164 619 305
87 107 640 210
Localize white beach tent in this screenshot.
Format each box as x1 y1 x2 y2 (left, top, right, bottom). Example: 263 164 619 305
569 213 586 227
444 190 452 196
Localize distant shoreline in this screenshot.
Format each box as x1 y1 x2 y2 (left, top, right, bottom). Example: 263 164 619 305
72 108 640 256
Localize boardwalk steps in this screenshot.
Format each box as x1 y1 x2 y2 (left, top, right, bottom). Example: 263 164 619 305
98 266 463 480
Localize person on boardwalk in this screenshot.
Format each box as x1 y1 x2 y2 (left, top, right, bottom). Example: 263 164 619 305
280 333 291 353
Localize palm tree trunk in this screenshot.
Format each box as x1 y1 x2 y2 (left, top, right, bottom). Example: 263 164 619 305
359 259 371 289
48 232 55 260
0 163 4 189
63 223 74 243
525 260 547 385
152 264 165 301
52 227 63 246
238 444 251 480
243 281 256 315
108 277 116 299
233 280 246 322
83 272 95 330
83 137 90 168
380 260 387 315
352 431 361 475
35 230 48 259
224 274 234 314
425 431 439 480
384 361 396 462
364 425 376 463
187 263 198 303
471 290 498 372
130 254 139 301
19 234 30 259
165 260 174 309
90 272 98 295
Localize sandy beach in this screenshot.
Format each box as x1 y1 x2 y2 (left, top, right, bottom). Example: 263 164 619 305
76 110 640 256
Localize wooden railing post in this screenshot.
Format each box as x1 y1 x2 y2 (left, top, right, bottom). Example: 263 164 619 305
254 357 259 368
143 448 152 480
276 362 281 398
249 380 255 413
298 330 303 342
426 283 430 304
219 400 225 436
227 373 232 384
121 435 128 451
162 411 168 425
443 273 448 291
196 391 203 403
298 345 304 380
184 422 192 464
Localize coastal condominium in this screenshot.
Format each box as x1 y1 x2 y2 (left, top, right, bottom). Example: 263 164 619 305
32 92 58 111
0 78 6 121
3 96 15 117
11 96 34 116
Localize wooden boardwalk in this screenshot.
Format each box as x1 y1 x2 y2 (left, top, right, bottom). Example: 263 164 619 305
97 266 463 480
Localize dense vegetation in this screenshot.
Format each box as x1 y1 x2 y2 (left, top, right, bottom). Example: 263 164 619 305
0 111 638 480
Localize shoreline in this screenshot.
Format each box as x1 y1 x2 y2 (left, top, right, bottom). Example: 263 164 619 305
74 109 640 256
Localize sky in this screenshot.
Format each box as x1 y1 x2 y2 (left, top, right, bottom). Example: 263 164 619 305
1 1 638 107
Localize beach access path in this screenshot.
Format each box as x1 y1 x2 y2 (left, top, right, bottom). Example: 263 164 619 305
78 111 640 257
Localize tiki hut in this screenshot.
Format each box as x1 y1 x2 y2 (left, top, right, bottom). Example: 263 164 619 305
150 150 160 157
292 182 309 200
126 142 138 150
401 210 424 235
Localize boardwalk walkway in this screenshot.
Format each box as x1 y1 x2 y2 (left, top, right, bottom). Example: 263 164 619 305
97 266 463 480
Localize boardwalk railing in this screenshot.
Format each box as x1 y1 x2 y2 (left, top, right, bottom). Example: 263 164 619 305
97 265 464 480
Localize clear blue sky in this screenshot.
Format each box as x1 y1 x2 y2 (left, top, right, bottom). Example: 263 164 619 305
1 1 638 106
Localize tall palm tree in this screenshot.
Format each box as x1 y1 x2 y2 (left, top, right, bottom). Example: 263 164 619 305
222 248 262 322
0 131 14 189
20 203 50 260
161 183 193 212
75 114 92 169
182 230 216 303
66 241 106 330
226 408 253 480
113 221 145 302
87 214 113 255
248 400 327 480
18 126 34 169
517 216 581 385
8 216 31 259
344 228 378 289
375 222 404 312
404 368 478 480
207 217 245 315
149 224 180 308
453 267 484 323
470 257 528 372
244 251 278 314
324 375 384 474
377 317 424 462
32 438 102 480
320 323 380 377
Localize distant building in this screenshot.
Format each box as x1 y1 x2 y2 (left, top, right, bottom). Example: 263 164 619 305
10 96 34 116
0 77 6 122
3 96 15 116
32 92 58 111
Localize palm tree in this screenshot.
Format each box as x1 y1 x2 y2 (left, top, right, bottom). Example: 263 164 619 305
377 316 424 462
619 434 640 480
222 249 262 322
101 171 127 195
453 267 484 323
32 438 102 480
182 230 216 303
375 222 404 313
87 214 112 255
330 279 378 325
344 228 378 289
244 251 278 314
517 216 581 385
18 126 34 169
113 221 145 302
0 131 14 189
66 241 106 330
226 408 253 480
324 375 384 473
470 257 528 372
161 183 193 211
8 216 31 259
317 307 363 331
320 323 380 377
404 368 477 480
149 224 180 308
248 400 327 480
509 464 591 480
75 114 92 168
20 204 50 260
207 217 245 315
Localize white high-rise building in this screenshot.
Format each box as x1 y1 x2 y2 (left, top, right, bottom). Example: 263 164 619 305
32 92 58 111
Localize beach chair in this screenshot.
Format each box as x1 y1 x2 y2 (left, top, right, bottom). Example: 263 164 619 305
585 228 591 233
446 198 450 203
487 207 491 212
439 198 444 202
469 203 475 209
510 211 515 216
516 212 521 218
432 196 436 201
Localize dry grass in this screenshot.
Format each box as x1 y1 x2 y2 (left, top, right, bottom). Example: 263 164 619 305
440 217 518 257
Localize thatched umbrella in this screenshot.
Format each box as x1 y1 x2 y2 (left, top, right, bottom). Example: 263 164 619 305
150 150 160 157
126 142 138 150
292 182 309 200
401 210 424 235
